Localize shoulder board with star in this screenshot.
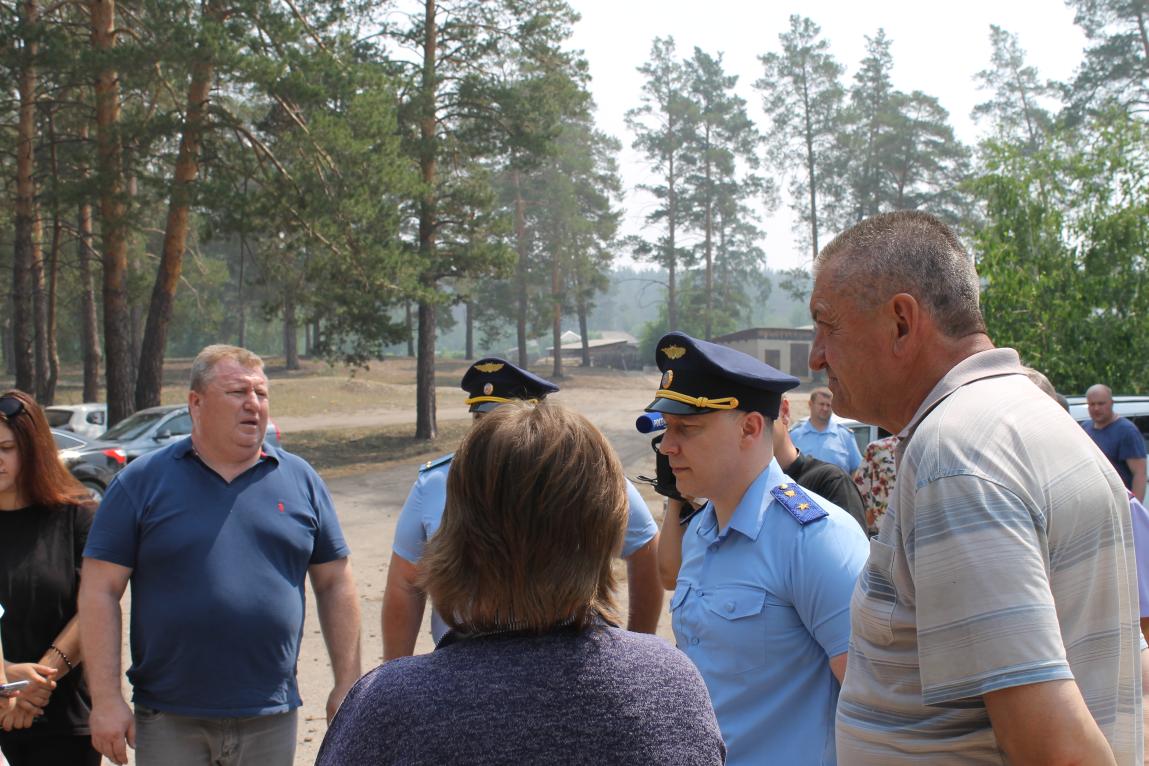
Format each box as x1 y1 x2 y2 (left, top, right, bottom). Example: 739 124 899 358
770 482 828 525
419 453 454 472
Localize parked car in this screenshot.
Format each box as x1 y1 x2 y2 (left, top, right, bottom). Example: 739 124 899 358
837 418 892 456
98 404 282 462
52 429 126 502
44 403 108 439
1066 395 1149 451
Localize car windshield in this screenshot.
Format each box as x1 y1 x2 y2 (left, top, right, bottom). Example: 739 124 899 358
44 409 73 428
102 410 167 441
52 432 84 450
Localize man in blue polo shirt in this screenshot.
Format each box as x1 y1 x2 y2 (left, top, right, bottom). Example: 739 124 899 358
1083 383 1147 502
650 332 868 765
790 387 862 474
79 345 362 766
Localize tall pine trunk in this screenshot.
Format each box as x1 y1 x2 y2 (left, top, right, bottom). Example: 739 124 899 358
13 0 40 395
283 297 298 370
136 0 218 410
414 0 438 440
91 0 133 426
464 300 474 360
514 170 529 367
78 194 101 403
550 243 562 381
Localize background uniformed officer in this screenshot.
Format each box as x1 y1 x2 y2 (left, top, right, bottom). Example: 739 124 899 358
648 332 867 766
381 358 663 659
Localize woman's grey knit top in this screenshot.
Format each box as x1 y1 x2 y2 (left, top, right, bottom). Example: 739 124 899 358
315 625 725 765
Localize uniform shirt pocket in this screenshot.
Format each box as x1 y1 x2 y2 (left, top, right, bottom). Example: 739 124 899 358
699 585 769 674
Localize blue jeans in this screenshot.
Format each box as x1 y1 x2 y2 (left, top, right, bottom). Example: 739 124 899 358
134 705 297 766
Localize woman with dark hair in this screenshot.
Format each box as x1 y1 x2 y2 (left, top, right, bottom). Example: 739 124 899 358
317 402 725 765
0 390 100 766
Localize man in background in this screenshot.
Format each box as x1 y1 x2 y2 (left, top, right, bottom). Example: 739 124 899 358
789 387 862 474
1084 383 1147 502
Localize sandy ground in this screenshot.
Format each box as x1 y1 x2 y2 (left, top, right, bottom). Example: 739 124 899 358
111 369 748 765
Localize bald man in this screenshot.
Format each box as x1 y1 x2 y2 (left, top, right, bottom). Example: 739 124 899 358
1083 384 1147 502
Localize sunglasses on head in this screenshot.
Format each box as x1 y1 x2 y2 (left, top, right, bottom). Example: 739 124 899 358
0 396 25 421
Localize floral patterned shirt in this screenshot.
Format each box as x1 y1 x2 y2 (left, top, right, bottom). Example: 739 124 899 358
852 435 898 535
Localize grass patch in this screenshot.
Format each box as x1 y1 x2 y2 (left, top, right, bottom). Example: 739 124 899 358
287 419 471 477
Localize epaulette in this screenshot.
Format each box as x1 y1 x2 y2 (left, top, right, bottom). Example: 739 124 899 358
770 482 828 525
419 453 454 472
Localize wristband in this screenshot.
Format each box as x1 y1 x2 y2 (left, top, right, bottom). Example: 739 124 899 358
48 643 73 672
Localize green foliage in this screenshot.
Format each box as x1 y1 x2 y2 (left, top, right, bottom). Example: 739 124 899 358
973 112 1149 393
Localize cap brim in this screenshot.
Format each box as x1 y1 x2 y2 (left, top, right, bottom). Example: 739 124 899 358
469 401 502 414
644 397 713 416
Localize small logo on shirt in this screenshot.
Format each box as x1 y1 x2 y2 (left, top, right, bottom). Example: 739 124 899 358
277 501 285 513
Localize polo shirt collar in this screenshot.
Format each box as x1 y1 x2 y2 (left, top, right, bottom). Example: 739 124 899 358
696 459 784 543
173 435 281 464
900 347 1023 440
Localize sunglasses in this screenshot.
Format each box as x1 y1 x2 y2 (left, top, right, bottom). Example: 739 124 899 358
0 396 25 422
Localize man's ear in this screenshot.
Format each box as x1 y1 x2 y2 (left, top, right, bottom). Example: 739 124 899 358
740 411 767 442
889 293 921 354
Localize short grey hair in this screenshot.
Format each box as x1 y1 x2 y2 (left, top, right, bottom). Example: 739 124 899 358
814 211 986 338
189 345 264 392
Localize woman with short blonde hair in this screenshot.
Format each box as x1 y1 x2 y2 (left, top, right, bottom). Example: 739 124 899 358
318 402 724 765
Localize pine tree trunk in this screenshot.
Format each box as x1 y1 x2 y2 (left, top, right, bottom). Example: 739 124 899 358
416 299 437 440
78 196 101 403
283 297 299 370
91 0 133 426
405 302 415 356
414 0 438 440
136 0 218 410
514 170 529 367
43 105 63 405
465 300 474 360
577 294 590 367
550 252 562 381
13 0 40 395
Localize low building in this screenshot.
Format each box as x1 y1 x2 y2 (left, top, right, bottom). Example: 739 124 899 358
712 327 821 383
549 331 642 371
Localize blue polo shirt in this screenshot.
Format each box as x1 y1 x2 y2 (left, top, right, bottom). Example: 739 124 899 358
790 419 863 474
394 454 659 643
1082 417 1146 491
83 438 349 717
671 460 868 765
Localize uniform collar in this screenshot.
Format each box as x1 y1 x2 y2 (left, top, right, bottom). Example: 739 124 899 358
900 348 1023 441
696 459 786 543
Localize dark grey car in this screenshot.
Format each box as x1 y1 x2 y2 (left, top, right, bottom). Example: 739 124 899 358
52 429 126 502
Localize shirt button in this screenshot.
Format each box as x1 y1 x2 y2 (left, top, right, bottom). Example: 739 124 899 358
724 602 735 612
690 637 700 646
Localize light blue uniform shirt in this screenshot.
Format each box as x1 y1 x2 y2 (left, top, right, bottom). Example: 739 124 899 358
790 419 863 474
393 454 659 643
671 459 868 765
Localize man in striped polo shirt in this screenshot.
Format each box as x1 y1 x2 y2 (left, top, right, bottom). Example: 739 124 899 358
809 210 1141 764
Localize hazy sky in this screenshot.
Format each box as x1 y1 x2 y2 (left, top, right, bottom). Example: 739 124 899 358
567 0 1088 271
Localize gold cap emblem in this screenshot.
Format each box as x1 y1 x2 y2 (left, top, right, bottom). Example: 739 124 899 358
661 369 674 389
662 345 686 360
475 362 504 373
483 382 494 395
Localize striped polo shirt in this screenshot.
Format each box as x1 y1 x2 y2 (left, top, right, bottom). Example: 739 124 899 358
836 348 1142 764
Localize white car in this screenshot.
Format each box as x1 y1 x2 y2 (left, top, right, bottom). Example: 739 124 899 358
44 403 108 439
